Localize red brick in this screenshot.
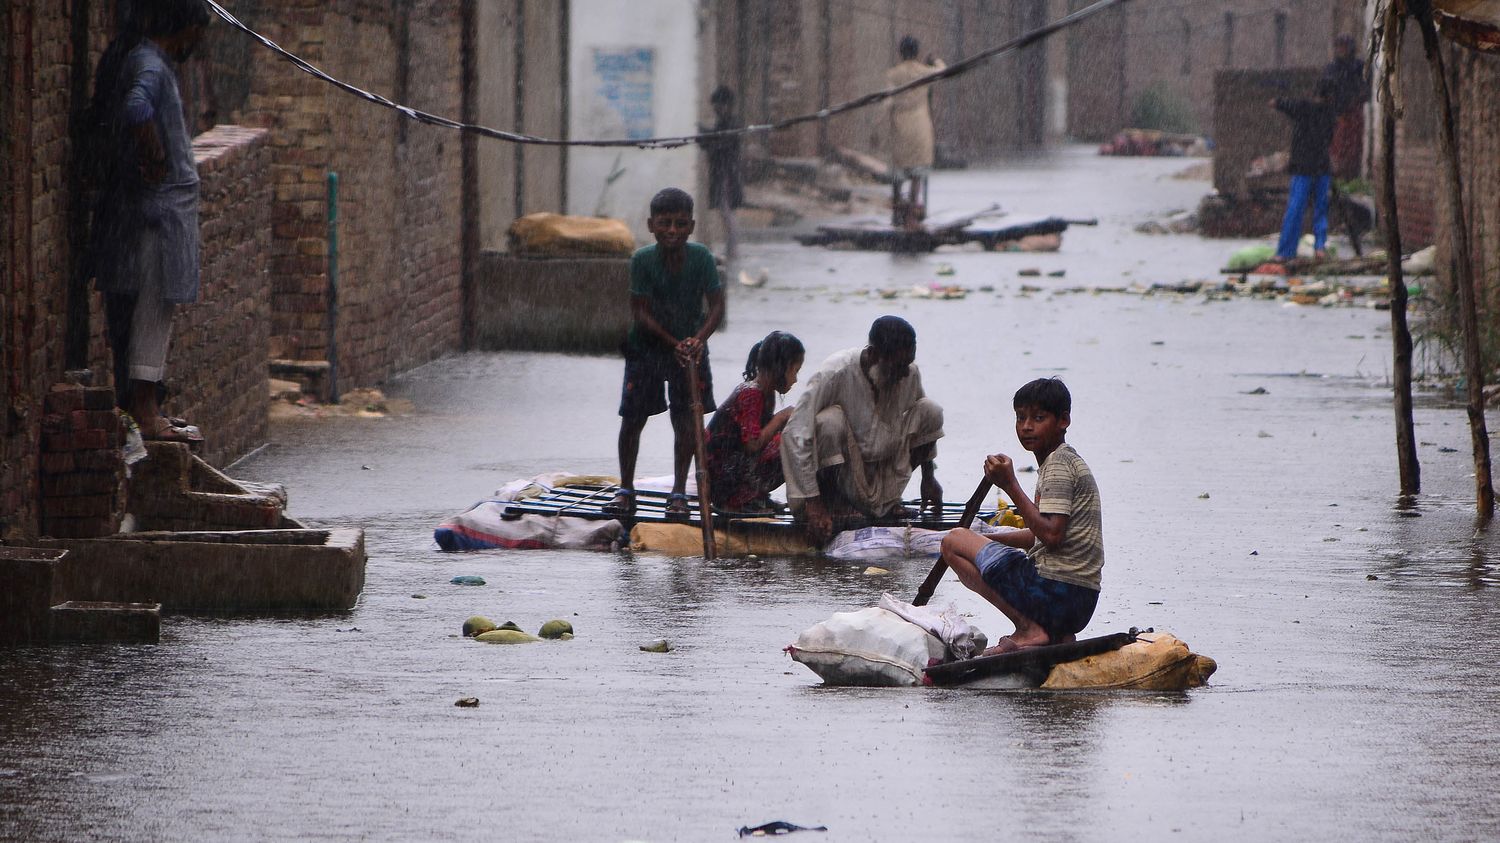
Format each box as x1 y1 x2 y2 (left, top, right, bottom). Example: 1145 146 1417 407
42 472 122 497
44 430 110 452
45 387 85 414
41 516 121 539
42 494 117 518
82 387 117 411
40 452 76 474
71 450 124 472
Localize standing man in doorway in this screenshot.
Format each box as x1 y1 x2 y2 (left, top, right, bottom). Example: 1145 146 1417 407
87 0 211 443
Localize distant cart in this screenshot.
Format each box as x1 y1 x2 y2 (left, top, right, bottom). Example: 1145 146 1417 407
797 210 1096 253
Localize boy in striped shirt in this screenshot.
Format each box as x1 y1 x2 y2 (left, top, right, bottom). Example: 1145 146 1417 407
939 378 1103 654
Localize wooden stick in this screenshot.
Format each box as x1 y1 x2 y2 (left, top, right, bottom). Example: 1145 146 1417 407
685 360 717 559
912 479 992 607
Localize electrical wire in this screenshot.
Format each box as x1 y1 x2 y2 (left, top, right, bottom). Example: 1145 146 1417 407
203 0 1132 149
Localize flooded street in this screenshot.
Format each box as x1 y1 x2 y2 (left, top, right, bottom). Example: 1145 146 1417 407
4 149 1500 841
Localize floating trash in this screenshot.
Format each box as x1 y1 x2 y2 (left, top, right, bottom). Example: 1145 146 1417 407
640 638 672 653
450 575 486 586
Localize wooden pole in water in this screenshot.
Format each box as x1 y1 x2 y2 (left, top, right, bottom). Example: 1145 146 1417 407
1375 7 1420 495
1411 0 1494 519
685 360 717 559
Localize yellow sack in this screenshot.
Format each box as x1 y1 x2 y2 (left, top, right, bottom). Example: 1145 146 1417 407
1041 632 1217 691
630 521 819 558
507 213 634 257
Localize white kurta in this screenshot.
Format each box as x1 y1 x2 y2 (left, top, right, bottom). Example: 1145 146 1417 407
781 347 944 516
885 58 945 173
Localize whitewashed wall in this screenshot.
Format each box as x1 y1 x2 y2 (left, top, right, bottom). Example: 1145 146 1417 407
568 0 702 240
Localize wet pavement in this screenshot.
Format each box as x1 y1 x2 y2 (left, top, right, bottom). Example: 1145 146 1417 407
4 147 1499 841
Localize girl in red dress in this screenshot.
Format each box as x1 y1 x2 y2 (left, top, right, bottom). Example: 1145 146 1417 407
706 331 804 512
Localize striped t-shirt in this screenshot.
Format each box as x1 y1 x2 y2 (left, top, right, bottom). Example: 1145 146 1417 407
1028 443 1104 590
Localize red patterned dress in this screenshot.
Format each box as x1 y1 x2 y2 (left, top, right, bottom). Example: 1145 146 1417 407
705 382 784 510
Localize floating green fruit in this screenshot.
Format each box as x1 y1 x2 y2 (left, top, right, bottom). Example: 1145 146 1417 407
462 615 497 637
498 621 522 632
475 629 540 644
538 619 574 639
558 632 574 641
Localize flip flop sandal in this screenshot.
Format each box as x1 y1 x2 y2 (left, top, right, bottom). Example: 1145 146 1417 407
601 489 637 515
664 493 691 521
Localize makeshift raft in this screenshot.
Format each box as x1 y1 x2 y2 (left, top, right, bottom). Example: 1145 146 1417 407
433 475 1002 556
797 214 1097 253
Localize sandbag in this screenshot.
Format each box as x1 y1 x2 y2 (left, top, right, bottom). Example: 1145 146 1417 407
1040 631 1217 691
508 213 634 257
630 521 819 558
786 607 946 687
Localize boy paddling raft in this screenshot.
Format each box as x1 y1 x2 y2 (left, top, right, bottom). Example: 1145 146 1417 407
939 378 1103 655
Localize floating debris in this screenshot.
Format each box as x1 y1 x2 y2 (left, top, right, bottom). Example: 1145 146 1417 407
863 566 891 576
462 616 498 637
450 575 486 586
454 697 480 707
640 638 673 653
538 619 574 639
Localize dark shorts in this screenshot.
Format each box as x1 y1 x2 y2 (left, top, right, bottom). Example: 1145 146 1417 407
618 346 716 419
976 543 1099 640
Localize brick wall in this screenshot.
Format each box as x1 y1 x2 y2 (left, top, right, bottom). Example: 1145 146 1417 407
172 126 274 467
215 0 465 392
1391 37 1500 344
1068 0 1358 141
1 2 114 541
3 3 274 540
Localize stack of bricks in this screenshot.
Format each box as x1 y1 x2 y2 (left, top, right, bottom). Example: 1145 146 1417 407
39 385 125 539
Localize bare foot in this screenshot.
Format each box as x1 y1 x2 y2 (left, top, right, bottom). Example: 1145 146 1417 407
982 630 1051 656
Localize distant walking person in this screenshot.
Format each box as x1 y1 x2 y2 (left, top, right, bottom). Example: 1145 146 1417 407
1270 79 1338 262
1324 34 1368 181
700 85 745 268
883 36 945 229
87 0 210 442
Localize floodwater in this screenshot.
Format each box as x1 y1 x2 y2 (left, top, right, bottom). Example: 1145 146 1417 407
4 147 1500 841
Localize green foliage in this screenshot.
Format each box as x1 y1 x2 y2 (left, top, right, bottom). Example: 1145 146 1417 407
1129 85 1198 134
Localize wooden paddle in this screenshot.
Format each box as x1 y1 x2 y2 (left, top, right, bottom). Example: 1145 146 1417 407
684 359 717 560
911 479 992 607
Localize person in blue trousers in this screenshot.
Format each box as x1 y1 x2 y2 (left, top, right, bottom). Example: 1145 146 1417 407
1270 79 1338 262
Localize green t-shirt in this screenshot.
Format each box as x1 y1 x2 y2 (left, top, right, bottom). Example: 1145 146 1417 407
627 242 721 352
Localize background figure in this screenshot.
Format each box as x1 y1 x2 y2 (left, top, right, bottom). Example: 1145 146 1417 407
884 35 944 229
700 85 744 270
87 0 210 442
1324 34 1367 181
1271 80 1338 262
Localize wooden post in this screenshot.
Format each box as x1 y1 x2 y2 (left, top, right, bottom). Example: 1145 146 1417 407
1412 0 1494 518
1376 11 1420 495
685 362 716 560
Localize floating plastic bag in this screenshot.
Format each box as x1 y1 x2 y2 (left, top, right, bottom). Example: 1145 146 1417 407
878 593 988 660
824 522 1022 561
1041 631 1217 691
434 473 624 551
786 607 945 687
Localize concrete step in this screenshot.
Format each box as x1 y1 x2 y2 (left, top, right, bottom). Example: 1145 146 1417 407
49 600 160 643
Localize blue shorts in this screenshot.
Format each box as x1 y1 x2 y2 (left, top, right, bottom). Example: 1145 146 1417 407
976 543 1099 640
618 345 715 419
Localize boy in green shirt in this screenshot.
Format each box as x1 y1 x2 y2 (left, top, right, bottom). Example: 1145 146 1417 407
604 188 725 519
